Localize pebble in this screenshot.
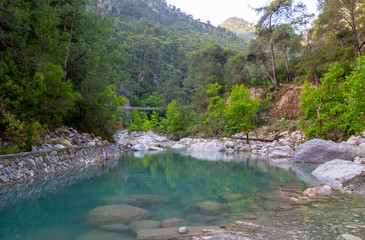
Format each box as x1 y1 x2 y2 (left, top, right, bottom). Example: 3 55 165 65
341 233 363 240
178 226 187 234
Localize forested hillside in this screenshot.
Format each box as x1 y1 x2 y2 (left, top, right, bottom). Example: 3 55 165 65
98 0 247 106
1 0 364 154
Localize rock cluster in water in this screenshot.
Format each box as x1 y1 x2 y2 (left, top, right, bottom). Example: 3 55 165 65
82 194 234 240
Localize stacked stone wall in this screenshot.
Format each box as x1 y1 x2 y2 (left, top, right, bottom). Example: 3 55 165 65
0 144 123 184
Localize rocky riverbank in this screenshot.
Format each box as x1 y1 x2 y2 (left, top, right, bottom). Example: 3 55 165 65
115 129 365 195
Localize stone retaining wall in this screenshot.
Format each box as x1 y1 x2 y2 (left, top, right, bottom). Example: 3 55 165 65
0 144 123 185
0 159 119 209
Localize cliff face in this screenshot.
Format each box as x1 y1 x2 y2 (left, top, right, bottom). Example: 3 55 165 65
221 17 255 42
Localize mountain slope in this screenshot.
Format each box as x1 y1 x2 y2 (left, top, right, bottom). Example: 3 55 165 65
95 0 249 106
98 0 247 50
221 17 255 42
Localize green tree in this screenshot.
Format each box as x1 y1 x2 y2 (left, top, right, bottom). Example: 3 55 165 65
316 0 365 59
226 84 260 141
127 110 143 132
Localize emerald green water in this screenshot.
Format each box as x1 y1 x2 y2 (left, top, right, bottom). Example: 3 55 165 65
0 150 306 240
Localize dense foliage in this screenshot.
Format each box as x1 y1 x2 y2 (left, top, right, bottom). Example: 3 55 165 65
0 0 125 153
299 54 365 140
1 0 365 153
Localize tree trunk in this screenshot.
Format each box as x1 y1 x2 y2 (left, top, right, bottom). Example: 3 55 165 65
306 39 320 85
63 8 76 82
350 11 360 58
256 56 275 84
269 13 279 90
282 44 292 82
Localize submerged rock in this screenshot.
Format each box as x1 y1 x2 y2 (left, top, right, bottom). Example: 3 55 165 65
136 226 223 240
100 224 130 232
294 139 360 163
312 159 365 189
343 171 365 194
101 194 170 207
193 201 228 215
77 229 129 240
86 204 151 226
161 218 188 228
129 220 161 234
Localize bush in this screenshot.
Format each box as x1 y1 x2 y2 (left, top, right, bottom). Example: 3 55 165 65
0 105 45 154
299 55 365 140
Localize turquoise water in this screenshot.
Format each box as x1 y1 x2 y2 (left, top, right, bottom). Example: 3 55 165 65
0 150 306 240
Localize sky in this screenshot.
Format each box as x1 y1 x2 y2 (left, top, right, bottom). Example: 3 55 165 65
165 0 318 26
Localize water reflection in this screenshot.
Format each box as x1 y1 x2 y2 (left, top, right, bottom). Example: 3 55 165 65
0 150 306 240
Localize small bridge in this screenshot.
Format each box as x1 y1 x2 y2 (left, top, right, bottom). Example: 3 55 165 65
120 105 195 111
120 106 167 111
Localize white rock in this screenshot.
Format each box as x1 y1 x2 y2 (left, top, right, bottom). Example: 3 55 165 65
316 185 332 195
353 156 365 164
132 143 148 151
178 226 187 234
180 138 193 143
341 233 362 240
171 143 186 149
148 146 164 151
87 141 96 147
188 140 225 152
312 159 365 189
224 141 235 149
346 136 361 145
303 187 317 198
267 146 294 158
54 144 65 149
238 145 251 152
155 136 167 142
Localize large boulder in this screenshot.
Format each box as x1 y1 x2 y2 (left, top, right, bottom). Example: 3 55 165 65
188 140 225 152
86 204 151 226
312 159 365 189
267 146 294 159
294 139 359 163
